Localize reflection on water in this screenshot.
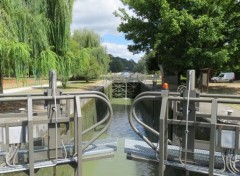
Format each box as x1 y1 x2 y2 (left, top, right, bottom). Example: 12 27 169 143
83 98 158 176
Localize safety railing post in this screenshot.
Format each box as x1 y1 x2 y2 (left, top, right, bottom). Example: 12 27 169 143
159 90 169 176
27 97 34 175
47 70 61 159
209 99 217 175
74 96 82 176
182 70 196 163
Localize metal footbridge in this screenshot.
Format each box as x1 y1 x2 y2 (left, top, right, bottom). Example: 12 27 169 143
1 70 240 176
0 71 116 176
126 70 240 176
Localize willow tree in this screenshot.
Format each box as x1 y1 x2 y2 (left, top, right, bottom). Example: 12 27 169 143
0 0 74 92
71 29 110 82
0 0 48 92
44 0 74 87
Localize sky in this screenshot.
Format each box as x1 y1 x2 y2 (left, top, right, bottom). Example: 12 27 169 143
70 0 144 62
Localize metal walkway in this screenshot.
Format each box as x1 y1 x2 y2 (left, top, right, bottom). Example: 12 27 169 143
127 70 240 176
0 71 114 176
0 138 117 174
124 139 239 176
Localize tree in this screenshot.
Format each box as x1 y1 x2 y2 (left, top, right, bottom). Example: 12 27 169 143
133 57 147 74
109 55 124 72
43 0 74 87
0 0 54 92
115 0 240 75
0 0 74 92
109 55 137 72
71 29 110 82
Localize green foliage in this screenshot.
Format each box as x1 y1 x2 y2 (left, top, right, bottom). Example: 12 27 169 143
73 48 91 78
133 57 146 73
0 0 109 92
109 54 136 73
58 51 74 88
43 0 74 85
115 0 240 74
72 29 101 49
0 0 74 92
0 39 31 78
91 47 110 74
109 56 124 72
38 48 58 76
71 29 110 82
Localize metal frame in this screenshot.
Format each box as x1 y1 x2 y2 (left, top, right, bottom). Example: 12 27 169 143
0 72 113 176
112 81 140 98
128 81 240 176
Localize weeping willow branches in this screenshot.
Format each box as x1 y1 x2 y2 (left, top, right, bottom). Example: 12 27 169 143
0 0 74 91
0 0 109 92
71 29 110 82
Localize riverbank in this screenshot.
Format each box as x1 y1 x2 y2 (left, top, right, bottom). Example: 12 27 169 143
2 79 107 94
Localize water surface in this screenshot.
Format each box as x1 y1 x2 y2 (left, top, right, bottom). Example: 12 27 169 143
83 98 158 176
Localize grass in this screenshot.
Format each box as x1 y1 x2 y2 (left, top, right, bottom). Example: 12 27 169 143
3 77 48 90
208 82 240 110
59 80 104 92
208 84 240 95
3 77 105 92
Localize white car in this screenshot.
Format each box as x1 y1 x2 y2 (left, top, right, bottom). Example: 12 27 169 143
211 72 235 83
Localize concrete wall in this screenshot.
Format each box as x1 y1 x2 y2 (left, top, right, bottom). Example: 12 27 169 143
95 83 112 122
70 82 112 140
138 83 173 142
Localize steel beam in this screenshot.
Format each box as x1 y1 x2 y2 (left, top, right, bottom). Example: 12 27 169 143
27 97 34 176
209 99 217 176
159 92 169 176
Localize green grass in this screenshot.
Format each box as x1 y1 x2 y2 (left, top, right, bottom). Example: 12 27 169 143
208 83 240 109
208 85 239 94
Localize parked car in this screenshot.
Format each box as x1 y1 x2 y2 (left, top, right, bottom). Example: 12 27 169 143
211 72 235 83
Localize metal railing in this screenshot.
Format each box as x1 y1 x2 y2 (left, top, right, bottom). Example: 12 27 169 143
128 73 240 176
0 71 113 176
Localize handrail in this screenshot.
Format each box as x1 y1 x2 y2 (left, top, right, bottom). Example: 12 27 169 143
0 90 109 100
129 91 240 155
135 90 240 100
0 91 113 175
129 93 164 151
78 94 113 151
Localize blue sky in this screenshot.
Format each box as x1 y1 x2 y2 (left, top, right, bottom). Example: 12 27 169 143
70 0 144 62
102 34 129 45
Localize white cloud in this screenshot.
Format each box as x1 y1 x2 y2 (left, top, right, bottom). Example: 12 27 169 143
71 0 144 62
71 0 123 35
103 42 144 62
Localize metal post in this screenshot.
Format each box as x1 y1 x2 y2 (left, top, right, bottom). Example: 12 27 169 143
172 100 178 144
27 97 34 175
74 96 82 176
209 99 217 176
162 90 169 159
47 70 60 159
159 90 169 176
182 70 196 163
187 70 195 90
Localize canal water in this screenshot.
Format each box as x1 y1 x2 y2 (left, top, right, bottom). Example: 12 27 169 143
83 98 204 176
83 98 158 176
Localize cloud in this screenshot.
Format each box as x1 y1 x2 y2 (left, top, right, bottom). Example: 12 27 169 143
71 0 144 62
103 42 144 62
71 0 123 35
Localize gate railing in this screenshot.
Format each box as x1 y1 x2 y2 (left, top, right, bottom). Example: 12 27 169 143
128 71 240 176
0 71 113 176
